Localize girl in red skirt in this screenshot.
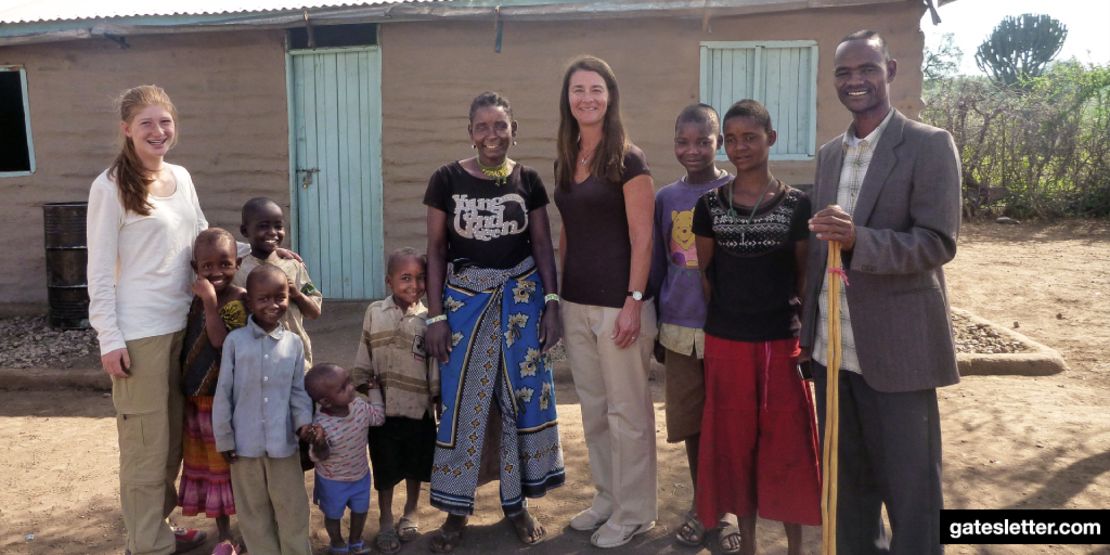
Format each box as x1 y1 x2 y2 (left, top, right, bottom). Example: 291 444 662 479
691 99 821 555
178 228 248 554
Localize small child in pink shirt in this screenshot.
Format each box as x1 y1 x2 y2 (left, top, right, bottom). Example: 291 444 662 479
305 363 385 554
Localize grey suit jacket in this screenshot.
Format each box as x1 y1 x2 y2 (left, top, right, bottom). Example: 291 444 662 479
800 110 961 393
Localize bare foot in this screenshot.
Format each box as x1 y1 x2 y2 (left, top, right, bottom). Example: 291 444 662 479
509 510 547 545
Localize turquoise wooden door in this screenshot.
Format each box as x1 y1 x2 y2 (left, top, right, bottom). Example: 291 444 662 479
287 47 384 299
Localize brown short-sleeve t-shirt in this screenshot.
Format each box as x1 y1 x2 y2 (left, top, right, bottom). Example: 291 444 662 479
555 145 651 308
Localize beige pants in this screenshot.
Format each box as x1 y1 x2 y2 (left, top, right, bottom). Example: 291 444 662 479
562 300 659 526
230 455 311 555
113 331 186 555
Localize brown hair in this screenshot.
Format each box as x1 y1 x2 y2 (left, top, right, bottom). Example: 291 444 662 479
193 227 237 260
241 196 283 225
556 56 628 189
469 91 514 122
387 246 427 275
109 85 178 216
305 362 344 402
723 99 774 135
676 103 721 135
839 29 891 61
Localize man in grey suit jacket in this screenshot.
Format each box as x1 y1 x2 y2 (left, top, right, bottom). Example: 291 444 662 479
802 30 961 554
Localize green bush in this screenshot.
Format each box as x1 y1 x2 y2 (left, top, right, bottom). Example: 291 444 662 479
922 62 1110 219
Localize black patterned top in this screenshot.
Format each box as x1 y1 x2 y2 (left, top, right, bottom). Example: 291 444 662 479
692 182 811 341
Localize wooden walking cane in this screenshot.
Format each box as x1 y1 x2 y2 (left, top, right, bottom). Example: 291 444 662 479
821 241 848 555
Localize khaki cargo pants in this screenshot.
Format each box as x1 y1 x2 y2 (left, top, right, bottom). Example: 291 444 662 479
112 331 185 555
230 455 311 555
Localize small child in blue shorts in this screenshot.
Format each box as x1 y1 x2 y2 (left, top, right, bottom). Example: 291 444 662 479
305 362 385 554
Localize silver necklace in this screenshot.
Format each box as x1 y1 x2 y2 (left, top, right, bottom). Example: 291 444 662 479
725 175 779 243
577 137 596 166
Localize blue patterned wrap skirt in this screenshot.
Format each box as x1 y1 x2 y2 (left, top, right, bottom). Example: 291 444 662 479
430 256 566 516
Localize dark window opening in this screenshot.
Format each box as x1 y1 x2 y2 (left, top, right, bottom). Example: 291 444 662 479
0 70 32 173
287 23 378 50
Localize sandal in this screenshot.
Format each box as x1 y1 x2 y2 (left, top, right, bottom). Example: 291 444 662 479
509 511 548 546
718 519 743 555
172 527 208 554
349 540 372 555
428 518 467 554
326 544 349 555
375 528 401 555
675 511 705 546
397 515 420 542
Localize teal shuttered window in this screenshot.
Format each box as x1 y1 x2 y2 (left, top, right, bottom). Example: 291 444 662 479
700 41 818 161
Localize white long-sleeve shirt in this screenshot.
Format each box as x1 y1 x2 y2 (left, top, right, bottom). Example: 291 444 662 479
86 164 208 354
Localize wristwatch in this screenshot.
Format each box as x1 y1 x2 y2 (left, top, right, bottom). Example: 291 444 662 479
627 290 644 301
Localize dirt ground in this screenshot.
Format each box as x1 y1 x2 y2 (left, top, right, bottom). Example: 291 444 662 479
1 220 1108 554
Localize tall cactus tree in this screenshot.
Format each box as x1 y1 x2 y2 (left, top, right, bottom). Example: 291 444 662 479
975 14 1067 87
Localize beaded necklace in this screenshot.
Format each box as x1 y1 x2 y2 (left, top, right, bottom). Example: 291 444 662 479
477 158 511 187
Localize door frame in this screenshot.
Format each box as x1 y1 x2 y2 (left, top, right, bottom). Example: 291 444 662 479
284 45 385 298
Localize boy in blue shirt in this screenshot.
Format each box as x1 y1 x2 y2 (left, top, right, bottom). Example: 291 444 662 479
213 264 315 555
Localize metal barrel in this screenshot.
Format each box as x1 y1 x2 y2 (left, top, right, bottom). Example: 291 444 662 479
43 202 90 329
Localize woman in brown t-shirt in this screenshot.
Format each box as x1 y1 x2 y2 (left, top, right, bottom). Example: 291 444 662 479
553 55 659 549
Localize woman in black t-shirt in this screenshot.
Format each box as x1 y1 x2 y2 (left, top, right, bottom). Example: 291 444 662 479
553 55 659 549
423 92 564 553
691 100 821 555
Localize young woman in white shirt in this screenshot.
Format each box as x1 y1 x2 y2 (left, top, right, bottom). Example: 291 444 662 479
87 85 215 555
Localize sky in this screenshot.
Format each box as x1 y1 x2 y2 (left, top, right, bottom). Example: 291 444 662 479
922 0 1110 75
